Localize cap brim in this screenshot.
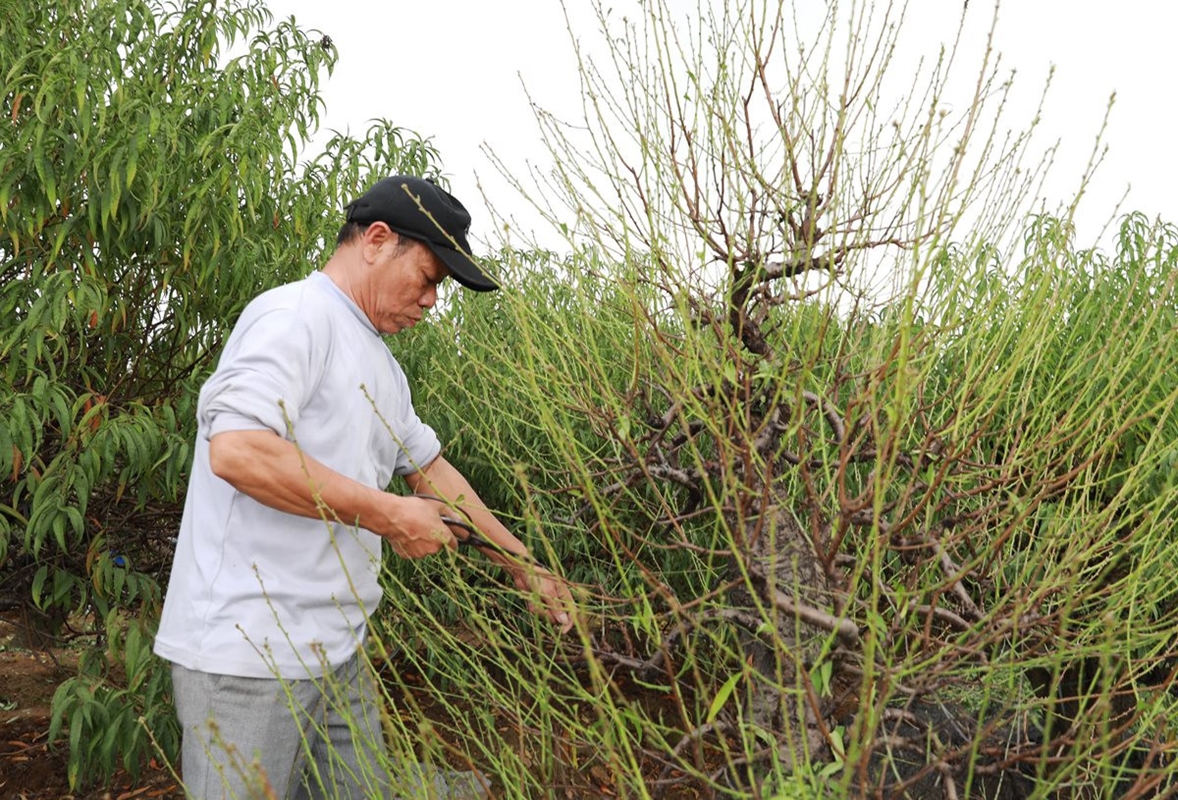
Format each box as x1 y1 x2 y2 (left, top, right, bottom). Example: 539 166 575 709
429 244 498 291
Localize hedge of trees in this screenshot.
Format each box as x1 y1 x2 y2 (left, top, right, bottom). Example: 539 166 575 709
4 0 1178 797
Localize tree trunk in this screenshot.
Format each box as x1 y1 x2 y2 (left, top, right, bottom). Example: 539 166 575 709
728 487 832 775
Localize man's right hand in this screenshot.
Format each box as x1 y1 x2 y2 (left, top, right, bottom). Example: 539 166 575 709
379 495 458 559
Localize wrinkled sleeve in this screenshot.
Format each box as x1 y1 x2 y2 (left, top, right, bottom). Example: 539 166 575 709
198 308 317 441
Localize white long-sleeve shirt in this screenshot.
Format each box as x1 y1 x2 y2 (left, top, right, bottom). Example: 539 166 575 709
154 271 440 678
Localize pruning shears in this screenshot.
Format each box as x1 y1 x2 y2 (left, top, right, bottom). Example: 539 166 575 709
416 494 545 568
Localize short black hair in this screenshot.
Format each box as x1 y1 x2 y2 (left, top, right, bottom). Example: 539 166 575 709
334 222 414 256
336 220 369 247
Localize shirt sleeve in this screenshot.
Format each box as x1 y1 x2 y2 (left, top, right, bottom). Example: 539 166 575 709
198 306 318 440
386 355 442 476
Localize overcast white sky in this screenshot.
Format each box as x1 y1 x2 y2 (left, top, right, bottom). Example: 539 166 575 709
263 0 1176 254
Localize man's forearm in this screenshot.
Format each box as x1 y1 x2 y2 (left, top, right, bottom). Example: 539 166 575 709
408 455 531 565
408 456 575 632
209 430 455 560
209 429 381 524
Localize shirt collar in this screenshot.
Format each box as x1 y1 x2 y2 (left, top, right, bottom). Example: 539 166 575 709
308 271 379 336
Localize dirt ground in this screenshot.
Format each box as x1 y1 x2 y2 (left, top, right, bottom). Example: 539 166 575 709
0 639 184 800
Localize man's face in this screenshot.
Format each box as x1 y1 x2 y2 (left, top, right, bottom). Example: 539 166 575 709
368 234 449 334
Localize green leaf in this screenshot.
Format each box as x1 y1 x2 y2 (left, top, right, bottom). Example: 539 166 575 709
52 511 68 552
706 669 742 724
809 660 833 698
30 564 49 609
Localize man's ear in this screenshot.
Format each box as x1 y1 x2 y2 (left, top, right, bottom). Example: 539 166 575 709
360 222 395 261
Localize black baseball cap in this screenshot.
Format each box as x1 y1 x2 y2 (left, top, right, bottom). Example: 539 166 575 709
344 176 498 291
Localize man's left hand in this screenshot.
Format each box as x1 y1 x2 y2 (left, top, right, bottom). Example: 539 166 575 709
512 564 576 634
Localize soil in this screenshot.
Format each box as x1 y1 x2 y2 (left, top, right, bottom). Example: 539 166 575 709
0 636 185 800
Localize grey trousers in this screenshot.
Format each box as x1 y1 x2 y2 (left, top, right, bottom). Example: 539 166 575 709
172 654 387 800
171 656 489 800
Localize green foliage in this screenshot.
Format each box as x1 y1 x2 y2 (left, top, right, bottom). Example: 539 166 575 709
48 614 177 790
400 211 1178 796
0 0 338 629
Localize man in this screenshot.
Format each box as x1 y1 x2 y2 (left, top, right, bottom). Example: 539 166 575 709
154 176 574 799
